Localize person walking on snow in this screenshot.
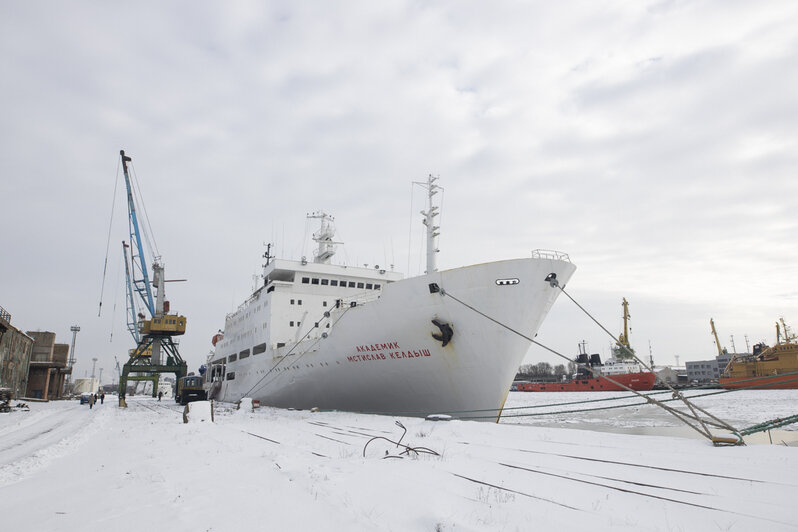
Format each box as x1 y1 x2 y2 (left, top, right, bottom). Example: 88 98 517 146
89 393 95 409
100 392 105 404
158 391 163 401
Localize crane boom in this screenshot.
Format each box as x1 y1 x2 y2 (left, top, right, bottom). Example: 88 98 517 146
120 150 155 317
710 318 724 357
121 241 139 343
618 298 631 348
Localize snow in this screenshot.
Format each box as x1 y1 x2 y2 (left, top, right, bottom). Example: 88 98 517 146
1 391 797 531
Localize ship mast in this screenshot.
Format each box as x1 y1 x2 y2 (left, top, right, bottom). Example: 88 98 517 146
308 211 338 264
780 318 796 343
418 174 441 274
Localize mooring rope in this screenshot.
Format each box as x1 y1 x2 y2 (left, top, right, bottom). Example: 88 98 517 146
239 303 353 399
739 413 798 436
438 278 743 444
545 278 746 440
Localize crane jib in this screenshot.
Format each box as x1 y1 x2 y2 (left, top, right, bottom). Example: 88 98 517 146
120 150 155 318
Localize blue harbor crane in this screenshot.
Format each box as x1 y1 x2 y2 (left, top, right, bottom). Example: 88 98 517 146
115 150 188 405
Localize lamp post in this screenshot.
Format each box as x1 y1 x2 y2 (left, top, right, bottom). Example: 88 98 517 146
91 357 98 379
67 325 80 389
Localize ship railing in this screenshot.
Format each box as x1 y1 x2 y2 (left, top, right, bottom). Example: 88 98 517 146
347 290 382 306
531 249 571 262
0 305 10 323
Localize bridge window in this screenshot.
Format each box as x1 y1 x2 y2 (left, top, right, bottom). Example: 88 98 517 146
253 343 266 355
357 282 364 289
239 349 250 359
331 280 338 286
226 372 235 381
321 279 329 285
302 277 309 284
228 354 237 362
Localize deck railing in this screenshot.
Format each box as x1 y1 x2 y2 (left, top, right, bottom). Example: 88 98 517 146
531 249 571 262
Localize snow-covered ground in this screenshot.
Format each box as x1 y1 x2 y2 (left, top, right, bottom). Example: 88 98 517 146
1 392 797 531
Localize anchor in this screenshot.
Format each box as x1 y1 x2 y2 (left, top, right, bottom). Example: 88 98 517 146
431 319 454 347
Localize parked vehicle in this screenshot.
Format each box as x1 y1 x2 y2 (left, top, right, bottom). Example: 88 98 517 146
0 388 11 413
175 375 207 405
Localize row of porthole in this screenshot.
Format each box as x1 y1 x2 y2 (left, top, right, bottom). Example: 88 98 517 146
301 277 381 290
233 360 338 380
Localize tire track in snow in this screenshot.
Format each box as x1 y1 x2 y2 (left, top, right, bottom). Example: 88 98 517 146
0 402 100 486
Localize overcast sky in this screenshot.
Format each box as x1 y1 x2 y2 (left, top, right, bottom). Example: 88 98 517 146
1 1 796 383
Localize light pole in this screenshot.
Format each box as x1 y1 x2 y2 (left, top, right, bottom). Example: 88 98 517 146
98 368 104 386
91 357 98 379
67 325 80 388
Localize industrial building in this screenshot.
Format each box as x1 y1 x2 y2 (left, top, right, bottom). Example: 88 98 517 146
686 352 735 383
0 305 34 398
24 331 70 400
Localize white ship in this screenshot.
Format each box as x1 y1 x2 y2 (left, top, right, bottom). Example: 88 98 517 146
207 176 575 419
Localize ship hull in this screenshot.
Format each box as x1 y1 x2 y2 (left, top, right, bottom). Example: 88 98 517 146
213 256 575 419
719 375 798 390
517 371 656 392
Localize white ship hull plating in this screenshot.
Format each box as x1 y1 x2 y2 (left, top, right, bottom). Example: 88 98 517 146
211 256 575 419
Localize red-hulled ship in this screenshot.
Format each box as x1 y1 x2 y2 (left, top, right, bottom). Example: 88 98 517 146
517 299 656 392
516 349 657 392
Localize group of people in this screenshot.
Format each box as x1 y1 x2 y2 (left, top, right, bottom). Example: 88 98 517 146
88 391 105 408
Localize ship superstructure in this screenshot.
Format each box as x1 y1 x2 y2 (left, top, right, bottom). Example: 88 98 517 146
208 177 575 418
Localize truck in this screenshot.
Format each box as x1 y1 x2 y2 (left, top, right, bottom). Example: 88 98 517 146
175 375 207 405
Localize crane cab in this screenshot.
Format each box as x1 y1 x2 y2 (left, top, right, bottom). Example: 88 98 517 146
139 314 187 336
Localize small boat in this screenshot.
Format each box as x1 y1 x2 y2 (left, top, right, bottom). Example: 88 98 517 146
719 319 798 389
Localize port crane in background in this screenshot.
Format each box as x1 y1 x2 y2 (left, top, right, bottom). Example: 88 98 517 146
612 298 635 359
114 150 188 405
710 318 727 357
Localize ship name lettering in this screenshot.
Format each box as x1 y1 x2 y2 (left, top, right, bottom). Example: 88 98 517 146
356 342 399 353
347 353 388 362
347 347 431 362
387 349 432 359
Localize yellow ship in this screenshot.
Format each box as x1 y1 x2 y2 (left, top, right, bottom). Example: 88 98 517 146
720 319 798 389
